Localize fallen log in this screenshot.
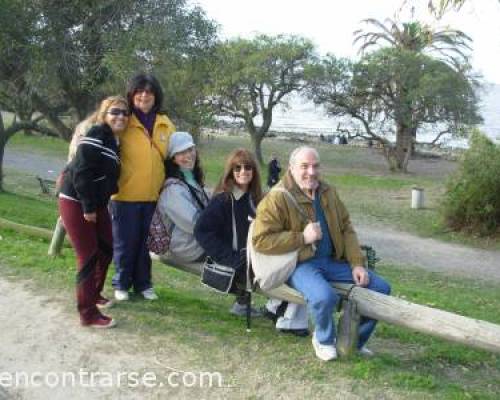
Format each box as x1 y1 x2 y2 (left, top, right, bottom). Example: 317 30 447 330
0 217 54 240
155 254 500 356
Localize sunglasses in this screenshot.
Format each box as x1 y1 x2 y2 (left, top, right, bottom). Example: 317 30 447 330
107 108 129 117
233 164 253 173
135 88 154 96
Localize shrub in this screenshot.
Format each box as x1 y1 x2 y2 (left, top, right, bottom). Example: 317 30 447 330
441 130 500 236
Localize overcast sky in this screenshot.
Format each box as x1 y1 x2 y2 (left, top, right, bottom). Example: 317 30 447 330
195 0 500 84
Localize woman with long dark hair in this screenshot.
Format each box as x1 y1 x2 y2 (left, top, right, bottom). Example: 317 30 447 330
110 73 176 301
194 148 263 316
58 96 129 328
156 131 209 263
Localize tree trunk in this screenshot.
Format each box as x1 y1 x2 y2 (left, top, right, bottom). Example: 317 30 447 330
250 131 264 165
390 123 414 172
0 136 6 192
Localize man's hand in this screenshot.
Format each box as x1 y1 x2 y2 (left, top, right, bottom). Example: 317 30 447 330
352 266 369 287
83 212 97 223
303 222 322 244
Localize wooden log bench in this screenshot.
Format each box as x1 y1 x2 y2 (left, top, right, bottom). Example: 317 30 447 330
152 253 500 358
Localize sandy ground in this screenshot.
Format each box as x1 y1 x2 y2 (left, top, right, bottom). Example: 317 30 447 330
0 275 401 400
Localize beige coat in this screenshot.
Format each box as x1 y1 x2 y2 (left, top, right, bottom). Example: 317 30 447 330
252 171 364 267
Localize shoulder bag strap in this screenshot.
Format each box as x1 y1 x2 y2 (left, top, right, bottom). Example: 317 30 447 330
271 187 310 223
230 194 238 251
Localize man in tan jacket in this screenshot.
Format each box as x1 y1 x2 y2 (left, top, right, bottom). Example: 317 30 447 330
253 146 391 361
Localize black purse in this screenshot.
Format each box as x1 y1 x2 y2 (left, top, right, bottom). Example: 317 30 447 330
201 195 238 293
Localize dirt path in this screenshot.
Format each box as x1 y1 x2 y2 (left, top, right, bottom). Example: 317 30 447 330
0 275 388 400
357 224 500 283
4 149 65 180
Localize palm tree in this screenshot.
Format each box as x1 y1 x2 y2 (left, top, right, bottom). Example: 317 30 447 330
353 18 473 170
353 18 471 70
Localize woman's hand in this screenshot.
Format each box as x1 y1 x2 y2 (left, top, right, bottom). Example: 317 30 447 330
83 212 97 223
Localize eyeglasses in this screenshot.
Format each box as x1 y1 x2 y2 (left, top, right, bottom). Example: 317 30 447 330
107 108 129 117
233 164 253 173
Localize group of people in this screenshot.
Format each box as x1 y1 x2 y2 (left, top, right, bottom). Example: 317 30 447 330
58 72 391 361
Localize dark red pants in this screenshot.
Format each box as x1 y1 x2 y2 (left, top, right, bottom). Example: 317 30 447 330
59 198 113 324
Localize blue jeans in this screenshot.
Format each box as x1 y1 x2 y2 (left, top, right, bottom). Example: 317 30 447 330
287 257 391 347
110 201 156 293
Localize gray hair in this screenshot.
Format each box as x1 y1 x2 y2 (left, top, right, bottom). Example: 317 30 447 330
289 146 320 167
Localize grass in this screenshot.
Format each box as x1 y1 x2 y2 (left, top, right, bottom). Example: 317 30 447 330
0 222 499 399
3 131 500 250
1 146 500 397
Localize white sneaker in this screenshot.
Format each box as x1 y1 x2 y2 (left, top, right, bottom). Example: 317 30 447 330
359 346 374 357
114 290 129 301
141 288 158 300
312 333 337 361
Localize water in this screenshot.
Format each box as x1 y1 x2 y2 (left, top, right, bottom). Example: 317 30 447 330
246 83 500 147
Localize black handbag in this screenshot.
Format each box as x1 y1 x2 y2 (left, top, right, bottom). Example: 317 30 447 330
200 195 238 294
201 257 236 293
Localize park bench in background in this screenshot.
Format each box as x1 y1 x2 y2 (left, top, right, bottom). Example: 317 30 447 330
36 176 56 196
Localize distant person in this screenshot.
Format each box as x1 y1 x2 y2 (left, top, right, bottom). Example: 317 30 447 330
156 131 209 263
253 146 391 360
111 73 176 302
58 96 129 328
333 135 340 145
267 152 281 188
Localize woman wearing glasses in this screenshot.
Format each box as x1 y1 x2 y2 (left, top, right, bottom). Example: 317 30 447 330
58 96 129 328
194 148 263 316
110 73 175 302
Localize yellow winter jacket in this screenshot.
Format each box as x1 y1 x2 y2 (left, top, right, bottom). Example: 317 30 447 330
252 171 365 266
112 113 175 202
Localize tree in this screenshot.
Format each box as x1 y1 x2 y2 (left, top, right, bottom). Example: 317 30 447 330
427 1 500 18
209 34 315 163
0 0 218 189
354 18 472 70
306 49 481 171
102 0 219 137
307 18 479 172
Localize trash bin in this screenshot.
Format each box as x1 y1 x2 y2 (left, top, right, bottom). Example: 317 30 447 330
411 187 424 209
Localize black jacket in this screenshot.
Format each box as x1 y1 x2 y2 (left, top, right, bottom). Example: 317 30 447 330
60 124 120 213
267 158 281 187
194 191 256 270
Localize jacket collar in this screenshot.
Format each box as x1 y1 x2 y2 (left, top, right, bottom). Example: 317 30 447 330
128 113 170 130
231 186 246 200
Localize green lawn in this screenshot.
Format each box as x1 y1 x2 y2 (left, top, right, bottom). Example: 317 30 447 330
1 134 500 398
3 131 499 250
0 223 499 399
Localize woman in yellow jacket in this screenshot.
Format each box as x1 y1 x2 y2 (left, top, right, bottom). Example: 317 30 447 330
111 73 175 301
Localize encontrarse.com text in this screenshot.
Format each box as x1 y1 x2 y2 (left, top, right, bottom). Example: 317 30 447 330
0 369 223 388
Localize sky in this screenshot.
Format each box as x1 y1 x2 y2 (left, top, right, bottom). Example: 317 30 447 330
195 0 500 84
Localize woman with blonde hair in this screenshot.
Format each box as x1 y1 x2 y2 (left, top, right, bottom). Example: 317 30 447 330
194 148 263 316
58 96 129 328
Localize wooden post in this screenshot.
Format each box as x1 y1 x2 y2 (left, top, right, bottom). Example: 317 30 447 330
336 298 361 358
48 217 66 257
